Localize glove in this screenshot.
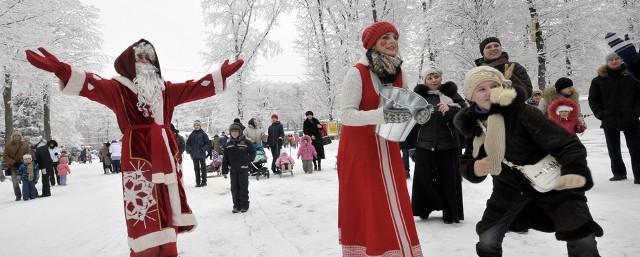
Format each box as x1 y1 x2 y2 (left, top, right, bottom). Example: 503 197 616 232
25 47 72 81
606 32 640 64
383 105 412 123
220 59 244 80
575 123 586 134
408 148 416 162
555 174 586 190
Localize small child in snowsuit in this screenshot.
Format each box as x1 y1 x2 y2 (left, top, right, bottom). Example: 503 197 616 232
221 123 256 213
297 135 317 174
19 154 39 200
57 152 71 185
547 97 585 135
275 152 295 174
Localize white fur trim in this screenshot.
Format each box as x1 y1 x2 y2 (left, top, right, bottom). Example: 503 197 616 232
128 229 176 253
112 76 136 93
61 68 86 96
200 80 210 87
151 173 166 184
213 69 224 94
173 213 197 227
87 84 95 91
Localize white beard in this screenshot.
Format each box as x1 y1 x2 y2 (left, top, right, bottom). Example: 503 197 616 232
133 62 165 118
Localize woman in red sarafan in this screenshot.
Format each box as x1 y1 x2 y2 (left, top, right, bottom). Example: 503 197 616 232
337 21 423 257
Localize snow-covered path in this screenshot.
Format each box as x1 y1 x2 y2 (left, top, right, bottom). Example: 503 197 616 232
1 116 639 256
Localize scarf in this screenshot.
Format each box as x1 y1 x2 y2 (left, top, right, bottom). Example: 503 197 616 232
27 163 34 181
426 89 456 107
471 86 517 175
367 50 403 84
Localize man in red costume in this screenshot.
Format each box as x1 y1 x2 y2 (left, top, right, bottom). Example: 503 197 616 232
25 39 243 257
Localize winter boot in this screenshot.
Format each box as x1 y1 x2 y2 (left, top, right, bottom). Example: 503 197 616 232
232 207 240 213
317 160 322 171
313 160 318 171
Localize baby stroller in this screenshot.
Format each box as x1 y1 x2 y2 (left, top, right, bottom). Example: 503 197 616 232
250 145 270 180
206 151 223 177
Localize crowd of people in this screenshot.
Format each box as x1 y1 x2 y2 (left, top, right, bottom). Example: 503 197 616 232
335 21 639 257
5 18 639 257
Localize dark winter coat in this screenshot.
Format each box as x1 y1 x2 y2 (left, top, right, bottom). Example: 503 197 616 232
406 82 462 151
453 85 602 240
221 135 256 174
186 129 211 159
174 133 186 155
303 117 326 159
588 64 640 129
34 145 54 174
267 121 285 148
475 52 533 98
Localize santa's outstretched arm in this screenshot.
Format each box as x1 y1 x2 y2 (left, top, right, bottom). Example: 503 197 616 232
165 59 244 106
25 47 118 108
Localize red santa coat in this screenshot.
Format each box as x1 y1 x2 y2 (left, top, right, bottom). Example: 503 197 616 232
337 56 422 257
60 40 224 256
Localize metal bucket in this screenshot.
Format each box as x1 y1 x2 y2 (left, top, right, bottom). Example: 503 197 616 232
375 86 432 142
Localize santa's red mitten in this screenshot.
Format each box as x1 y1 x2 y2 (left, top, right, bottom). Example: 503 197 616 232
25 47 71 82
220 59 244 81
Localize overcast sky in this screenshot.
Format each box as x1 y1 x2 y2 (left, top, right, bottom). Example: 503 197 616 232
79 0 305 83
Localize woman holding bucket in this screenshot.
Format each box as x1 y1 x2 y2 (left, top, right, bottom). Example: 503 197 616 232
337 21 423 256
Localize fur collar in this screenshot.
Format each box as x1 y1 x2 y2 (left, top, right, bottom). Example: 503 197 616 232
542 87 579 104
597 64 630 78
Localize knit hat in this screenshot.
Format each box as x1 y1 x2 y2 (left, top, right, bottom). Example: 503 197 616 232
554 77 573 93
556 105 574 115
462 66 513 102
271 114 279 120
361 21 399 49
305 111 314 116
229 123 242 132
479 37 501 55
421 66 442 80
606 52 620 61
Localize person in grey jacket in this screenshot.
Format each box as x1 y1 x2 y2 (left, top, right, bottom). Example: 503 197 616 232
186 120 211 187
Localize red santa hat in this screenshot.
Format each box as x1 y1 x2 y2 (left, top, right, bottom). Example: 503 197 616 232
114 39 162 81
361 21 399 49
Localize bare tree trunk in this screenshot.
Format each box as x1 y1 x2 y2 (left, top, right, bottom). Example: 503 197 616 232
565 43 573 77
371 0 378 22
3 68 13 138
316 0 334 120
528 0 547 89
43 91 51 140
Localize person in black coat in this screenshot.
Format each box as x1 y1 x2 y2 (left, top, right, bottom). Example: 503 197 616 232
34 141 54 197
171 123 186 155
303 111 326 171
186 120 212 187
588 53 640 183
267 114 285 174
221 123 256 213
406 67 464 224
455 66 602 257
475 37 533 99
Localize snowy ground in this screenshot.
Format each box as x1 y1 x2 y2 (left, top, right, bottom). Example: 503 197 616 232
1 116 639 257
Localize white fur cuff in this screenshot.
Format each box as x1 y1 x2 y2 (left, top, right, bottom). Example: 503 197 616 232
61 68 86 95
213 70 224 94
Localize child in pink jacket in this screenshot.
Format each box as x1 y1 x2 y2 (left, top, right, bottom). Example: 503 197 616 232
275 152 295 173
297 135 317 173
57 152 72 185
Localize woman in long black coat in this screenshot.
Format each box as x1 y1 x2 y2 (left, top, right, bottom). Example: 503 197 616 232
303 111 325 170
406 67 464 224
